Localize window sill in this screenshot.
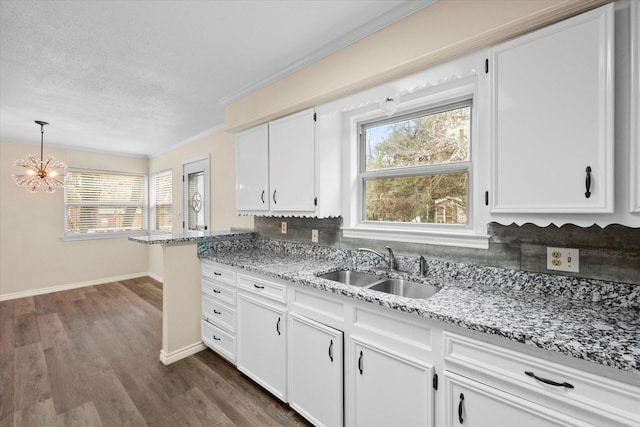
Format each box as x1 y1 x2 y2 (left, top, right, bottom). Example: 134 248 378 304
342 225 489 249
61 231 147 242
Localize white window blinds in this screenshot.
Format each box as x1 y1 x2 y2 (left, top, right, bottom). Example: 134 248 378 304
150 170 172 233
64 169 147 238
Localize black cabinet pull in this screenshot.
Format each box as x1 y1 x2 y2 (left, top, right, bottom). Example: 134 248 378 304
213 272 222 276
213 335 221 341
328 340 334 362
525 371 574 388
261 190 265 204
358 350 363 375
273 189 277 204
276 317 281 335
458 393 464 424
213 309 221 315
253 284 264 289
585 166 592 198
213 289 221 294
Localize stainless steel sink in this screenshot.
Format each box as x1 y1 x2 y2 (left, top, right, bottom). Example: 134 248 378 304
367 279 441 299
317 270 382 287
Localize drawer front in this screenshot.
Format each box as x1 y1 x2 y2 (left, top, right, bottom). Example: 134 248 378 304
201 320 235 363
202 295 236 333
237 273 287 304
201 261 236 285
201 278 236 306
290 286 345 324
443 332 640 426
352 305 433 359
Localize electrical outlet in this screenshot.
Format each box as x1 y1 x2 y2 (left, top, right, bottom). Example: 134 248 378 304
281 221 287 234
546 247 579 273
311 229 319 243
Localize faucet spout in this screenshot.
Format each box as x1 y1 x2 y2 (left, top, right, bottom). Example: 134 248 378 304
358 247 399 272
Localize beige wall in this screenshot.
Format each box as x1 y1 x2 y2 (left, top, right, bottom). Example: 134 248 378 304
148 130 253 279
0 140 150 299
225 0 609 131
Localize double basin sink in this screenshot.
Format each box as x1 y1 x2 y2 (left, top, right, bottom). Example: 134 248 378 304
318 269 440 299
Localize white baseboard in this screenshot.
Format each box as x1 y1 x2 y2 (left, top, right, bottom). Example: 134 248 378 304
0 272 161 301
159 341 206 365
147 272 163 283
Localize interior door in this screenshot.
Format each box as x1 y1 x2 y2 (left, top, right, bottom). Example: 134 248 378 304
183 156 210 236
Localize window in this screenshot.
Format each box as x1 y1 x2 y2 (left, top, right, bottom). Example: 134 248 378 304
150 170 172 233
64 169 147 239
360 100 471 226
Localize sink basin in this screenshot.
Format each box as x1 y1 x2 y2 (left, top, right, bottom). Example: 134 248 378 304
367 279 441 299
318 270 382 287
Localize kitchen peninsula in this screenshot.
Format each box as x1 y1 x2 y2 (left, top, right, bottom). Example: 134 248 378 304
129 230 254 364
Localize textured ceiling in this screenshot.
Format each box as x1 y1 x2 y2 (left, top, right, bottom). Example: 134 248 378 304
0 0 430 157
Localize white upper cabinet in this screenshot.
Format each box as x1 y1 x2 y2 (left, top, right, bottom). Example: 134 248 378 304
631 1 640 213
490 4 614 213
236 124 269 212
269 108 316 212
235 107 341 217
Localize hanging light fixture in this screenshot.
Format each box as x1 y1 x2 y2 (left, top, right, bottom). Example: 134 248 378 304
13 121 66 193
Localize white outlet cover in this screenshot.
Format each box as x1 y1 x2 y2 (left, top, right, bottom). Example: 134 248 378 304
546 247 580 273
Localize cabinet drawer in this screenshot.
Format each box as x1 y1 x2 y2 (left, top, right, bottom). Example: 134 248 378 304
201 261 236 285
444 371 595 427
201 278 236 306
353 305 432 359
238 273 287 304
202 295 236 333
201 320 235 363
443 332 640 426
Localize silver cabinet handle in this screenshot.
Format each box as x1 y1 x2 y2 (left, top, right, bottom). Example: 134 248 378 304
276 317 281 336
328 340 334 362
272 189 277 204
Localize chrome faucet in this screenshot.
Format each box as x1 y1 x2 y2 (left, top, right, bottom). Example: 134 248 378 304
358 246 399 272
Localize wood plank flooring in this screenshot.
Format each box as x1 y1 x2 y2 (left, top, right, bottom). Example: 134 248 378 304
0 277 311 427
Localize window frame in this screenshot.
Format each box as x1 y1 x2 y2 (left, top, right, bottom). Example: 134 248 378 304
62 168 148 241
149 169 173 235
342 76 490 249
358 99 472 226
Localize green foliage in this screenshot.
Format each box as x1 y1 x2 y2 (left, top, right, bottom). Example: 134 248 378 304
364 106 470 224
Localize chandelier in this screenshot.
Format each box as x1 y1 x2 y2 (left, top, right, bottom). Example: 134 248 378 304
13 121 66 193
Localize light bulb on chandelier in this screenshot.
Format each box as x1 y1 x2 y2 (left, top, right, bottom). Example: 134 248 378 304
13 121 66 193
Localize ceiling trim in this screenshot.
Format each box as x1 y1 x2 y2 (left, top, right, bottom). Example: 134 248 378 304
217 0 435 107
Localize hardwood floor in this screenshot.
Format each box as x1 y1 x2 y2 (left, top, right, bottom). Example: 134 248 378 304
0 277 311 427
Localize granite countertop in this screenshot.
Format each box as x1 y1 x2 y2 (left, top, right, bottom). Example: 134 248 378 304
129 229 255 245
199 241 640 379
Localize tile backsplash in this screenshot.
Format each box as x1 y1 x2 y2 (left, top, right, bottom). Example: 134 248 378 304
254 217 640 285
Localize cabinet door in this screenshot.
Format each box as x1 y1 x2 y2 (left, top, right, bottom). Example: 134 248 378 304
353 338 434 427
631 1 640 213
288 313 343 427
490 4 614 213
445 372 596 427
237 294 286 401
269 108 316 212
236 124 269 212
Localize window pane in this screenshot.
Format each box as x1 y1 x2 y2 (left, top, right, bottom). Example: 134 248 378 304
364 105 470 171
64 170 147 236
364 173 468 224
187 171 205 232
151 171 172 233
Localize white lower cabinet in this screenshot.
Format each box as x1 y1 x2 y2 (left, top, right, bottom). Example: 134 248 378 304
352 338 434 427
443 332 640 427
237 292 287 401
202 264 639 427
288 313 344 427
444 371 595 427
